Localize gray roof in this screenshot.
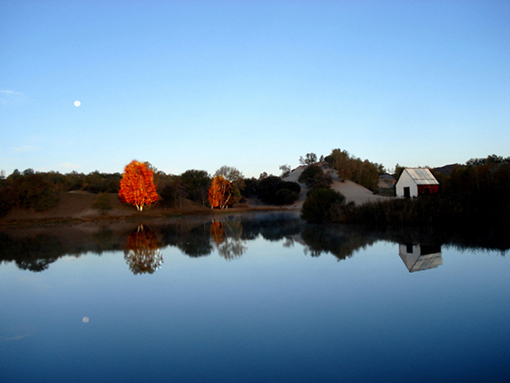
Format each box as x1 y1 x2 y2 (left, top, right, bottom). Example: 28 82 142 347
405 168 439 185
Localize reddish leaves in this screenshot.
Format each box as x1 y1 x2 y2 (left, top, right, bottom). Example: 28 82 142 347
119 161 158 211
208 175 233 209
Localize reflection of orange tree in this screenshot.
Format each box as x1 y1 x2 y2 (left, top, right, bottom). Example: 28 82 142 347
210 219 247 261
124 224 163 274
210 220 226 245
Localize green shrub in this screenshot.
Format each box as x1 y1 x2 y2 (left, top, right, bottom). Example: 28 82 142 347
275 189 299 205
91 193 112 214
257 176 301 205
298 164 323 187
32 191 60 212
301 188 345 223
11 174 59 211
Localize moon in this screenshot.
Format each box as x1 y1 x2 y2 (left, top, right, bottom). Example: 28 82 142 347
74 100 81 107
82 316 89 323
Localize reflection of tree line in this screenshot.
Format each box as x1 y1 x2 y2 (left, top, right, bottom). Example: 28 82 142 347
210 219 247 260
1 213 509 273
300 225 380 260
0 232 64 272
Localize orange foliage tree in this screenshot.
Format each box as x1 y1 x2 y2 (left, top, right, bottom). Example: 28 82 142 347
208 175 234 209
119 160 159 211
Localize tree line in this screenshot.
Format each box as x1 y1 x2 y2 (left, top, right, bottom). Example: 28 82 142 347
2 152 509 229
301 155 510 228
0 148 392 216
0 162 303 216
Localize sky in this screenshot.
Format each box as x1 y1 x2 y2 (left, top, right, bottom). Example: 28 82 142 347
1 1 509 178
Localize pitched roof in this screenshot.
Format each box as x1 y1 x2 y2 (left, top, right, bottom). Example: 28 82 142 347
404 168 439 185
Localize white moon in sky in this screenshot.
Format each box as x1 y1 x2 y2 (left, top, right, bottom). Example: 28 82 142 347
74 100 81 107
82 316 89 323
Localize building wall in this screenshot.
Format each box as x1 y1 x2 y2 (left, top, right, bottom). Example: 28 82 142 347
395 171 418 197
417 184 439 196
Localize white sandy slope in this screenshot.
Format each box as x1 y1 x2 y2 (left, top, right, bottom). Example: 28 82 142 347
283 164 391 209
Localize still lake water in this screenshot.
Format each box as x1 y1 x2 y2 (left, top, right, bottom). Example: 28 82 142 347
1 212 509 382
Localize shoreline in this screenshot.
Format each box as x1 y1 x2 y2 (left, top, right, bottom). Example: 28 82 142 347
0 205 299 228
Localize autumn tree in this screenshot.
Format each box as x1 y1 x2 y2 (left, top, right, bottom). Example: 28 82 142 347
208 175 234 209
119 160 159 211
214 166 245 203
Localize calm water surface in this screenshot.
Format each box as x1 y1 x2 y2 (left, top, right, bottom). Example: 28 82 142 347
1 212 509 382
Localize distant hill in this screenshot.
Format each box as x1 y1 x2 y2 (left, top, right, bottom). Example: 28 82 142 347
433 164 458 175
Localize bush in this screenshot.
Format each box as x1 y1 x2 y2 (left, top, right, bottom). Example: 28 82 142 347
298 164 323 187
275 189 299 205
91 193 112 214
11 174 59 211
301 188 345 223
0 186 16 216
257 176 300 205
159 184 178 208
31 190 60 212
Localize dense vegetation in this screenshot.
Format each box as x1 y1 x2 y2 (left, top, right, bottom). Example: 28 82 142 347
301 188 345 223
0 163 301 216
325 149 384 192
297 164 333 190
2 152 509 228
326 155 510 228
256 176 301 205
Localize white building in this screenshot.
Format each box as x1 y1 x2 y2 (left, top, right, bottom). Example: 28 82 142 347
395 168 439 198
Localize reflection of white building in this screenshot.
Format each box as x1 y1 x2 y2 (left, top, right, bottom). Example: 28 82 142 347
399 244 442 272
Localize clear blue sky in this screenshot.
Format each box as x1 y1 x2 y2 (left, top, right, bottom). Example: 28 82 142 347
1 1 509 178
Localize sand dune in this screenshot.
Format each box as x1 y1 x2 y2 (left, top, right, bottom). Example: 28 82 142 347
284 163 391 209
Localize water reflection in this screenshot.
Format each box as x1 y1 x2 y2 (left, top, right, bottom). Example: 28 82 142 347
399 244 443 272
124 224 163 275
300 224 379 261
0 212 509 273
211 219 247 261
0 232 62 272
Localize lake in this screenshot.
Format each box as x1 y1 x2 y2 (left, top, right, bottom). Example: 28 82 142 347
1 212 509 382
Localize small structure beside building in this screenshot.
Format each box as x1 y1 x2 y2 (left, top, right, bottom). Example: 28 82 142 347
396 168 439 198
